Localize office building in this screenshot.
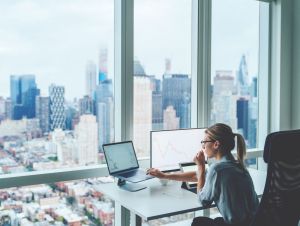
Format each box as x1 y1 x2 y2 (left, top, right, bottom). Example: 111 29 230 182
0 97 5 115
35 96 50 134
95 79 114 150
85 60 97 98
49 84 65 131
74 114 98 165
10 75 40 120
133 61 152 156
79 95 95 115
237 97 249 140
162 74 191 128
163 105 180 130
97 100 113 149
211 71 237 129
237 55 250 96
99 48 108 82
4 98 12 119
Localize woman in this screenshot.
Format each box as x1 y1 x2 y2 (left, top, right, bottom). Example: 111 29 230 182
147 123 259 226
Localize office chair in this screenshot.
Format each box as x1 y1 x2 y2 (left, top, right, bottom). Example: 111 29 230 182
250 130 300 226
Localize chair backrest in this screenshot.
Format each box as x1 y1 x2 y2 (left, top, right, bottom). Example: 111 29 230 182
251 130 300 226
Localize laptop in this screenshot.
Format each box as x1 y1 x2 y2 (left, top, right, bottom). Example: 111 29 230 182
103 141 154 183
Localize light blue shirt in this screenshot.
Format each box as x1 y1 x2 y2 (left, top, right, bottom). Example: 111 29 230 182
198 153 259 224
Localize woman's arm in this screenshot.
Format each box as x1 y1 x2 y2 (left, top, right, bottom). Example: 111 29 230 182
194 150 206 192
147 168 197 182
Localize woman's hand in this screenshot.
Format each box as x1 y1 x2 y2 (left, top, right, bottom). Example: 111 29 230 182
193 150 206 167
147 168 166 179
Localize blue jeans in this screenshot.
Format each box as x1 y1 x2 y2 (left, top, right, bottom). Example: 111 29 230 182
191 217 249 226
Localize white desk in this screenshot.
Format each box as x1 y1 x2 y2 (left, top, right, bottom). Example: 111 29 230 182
96 169 266 226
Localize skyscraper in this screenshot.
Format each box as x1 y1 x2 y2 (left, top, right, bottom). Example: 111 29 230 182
74 114 98 165
85 61 97 98
97 101 113 148
134 74 152 156
211 71 237 129
99 48 108 82
4 99 12 119
79 95 95 115
150 76 163 130
237 55 249 96
95 79 114 150
133 60 152 156
162 74 191 128
49 84 65 131
237 97 249 140
163 106 179 130
35 96 50 134
10 75 39 120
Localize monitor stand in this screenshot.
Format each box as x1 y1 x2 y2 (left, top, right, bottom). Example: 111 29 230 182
117 179 146 192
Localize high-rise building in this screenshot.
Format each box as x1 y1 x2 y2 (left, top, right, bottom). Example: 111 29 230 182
10 75 21 104
99 48 108 82
79 95 95 115
0 97 5 115
65 106 79 131
4 99 12 119
237 55 249 96
85 61 97 98
0 97 5 122
10 75 39 119
150 77 163 130
162 74 191 128
35 96 50 134
95 79 114 150
211 71 237 129
134 72 152 156
165 58 172 75
163 106 179 130
248 97 258 148
97 100 113 149
74 114 98 165
49 84 65 131
237 98 249 140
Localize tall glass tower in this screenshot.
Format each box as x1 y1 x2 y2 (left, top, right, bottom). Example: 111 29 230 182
49 84 66 131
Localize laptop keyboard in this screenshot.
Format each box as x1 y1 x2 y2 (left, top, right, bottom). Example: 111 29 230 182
119 170 148 178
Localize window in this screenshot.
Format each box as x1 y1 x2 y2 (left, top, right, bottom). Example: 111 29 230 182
0 0 114 175
133 0 192 157
0 178 115 225
210 0 260 150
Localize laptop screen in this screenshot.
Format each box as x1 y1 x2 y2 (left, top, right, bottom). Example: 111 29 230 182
103 141 139 174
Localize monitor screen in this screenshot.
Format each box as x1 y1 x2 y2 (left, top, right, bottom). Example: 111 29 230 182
103 141 139 174
151 128 206 171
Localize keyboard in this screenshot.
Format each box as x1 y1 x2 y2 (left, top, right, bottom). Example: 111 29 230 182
119 170 152 179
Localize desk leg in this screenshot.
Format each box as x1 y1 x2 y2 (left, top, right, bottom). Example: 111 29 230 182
130 212 142 226
115 202 130 226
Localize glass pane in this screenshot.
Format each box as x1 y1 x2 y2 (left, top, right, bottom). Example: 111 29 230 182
134 0 192 157
210 0 259 152
0 178 115 225
0 0 114 174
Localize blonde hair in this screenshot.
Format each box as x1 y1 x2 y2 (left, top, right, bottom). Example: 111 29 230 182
205 123 246 168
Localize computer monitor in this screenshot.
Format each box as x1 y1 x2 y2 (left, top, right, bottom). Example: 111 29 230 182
150 128 206 172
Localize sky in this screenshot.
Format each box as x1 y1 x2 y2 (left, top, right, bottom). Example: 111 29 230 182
0 0 260 100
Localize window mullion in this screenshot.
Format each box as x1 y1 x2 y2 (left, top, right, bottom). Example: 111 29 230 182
191 0 211 128
114 0 134 142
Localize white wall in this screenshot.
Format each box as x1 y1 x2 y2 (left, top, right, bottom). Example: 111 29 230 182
292 0 300 129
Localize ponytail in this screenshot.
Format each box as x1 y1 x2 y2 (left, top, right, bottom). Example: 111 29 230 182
235 133 246 168
206 123 247 169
